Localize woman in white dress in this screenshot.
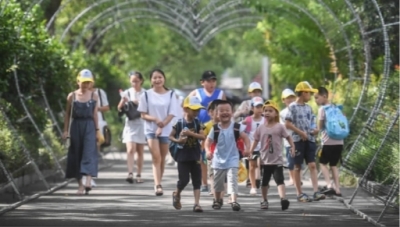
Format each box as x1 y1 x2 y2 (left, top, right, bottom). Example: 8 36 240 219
118 72 146 183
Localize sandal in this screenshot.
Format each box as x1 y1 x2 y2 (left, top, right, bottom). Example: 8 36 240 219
136 174 143 183
212 199 221 210
126 173 133 184
193 204 203 213
155 185 163 196
172 192 182 210
231 202 241 211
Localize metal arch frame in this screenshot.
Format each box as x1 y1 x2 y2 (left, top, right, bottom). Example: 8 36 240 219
197 0 243 21
45 0 74 32
84 15 202 52
60 0 194 42
317 0 355 101
199 16 261 46
368 0 392 117
343 0 373 125
196 8 261 41
71 7 198 51
341 0 391 167
86 7 312 57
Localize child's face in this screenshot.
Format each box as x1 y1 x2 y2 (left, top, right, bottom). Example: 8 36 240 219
263 106 278 122
201 79 217 92
217 103 232 123
283 95 296 106
208 108 216 120
186 108 200 118
300 91 312 102
314 93 327 106
252 104 263 116
249 89 262 98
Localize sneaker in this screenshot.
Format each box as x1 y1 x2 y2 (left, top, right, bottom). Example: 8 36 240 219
297 193 312 202
250 188 257 195
200 185 209 192
260 200 269 209
313 192 326 201
281 198 290 210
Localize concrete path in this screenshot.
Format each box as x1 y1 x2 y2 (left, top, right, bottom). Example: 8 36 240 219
0 151 397 227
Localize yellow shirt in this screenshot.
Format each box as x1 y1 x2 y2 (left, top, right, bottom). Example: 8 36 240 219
203 120 214 137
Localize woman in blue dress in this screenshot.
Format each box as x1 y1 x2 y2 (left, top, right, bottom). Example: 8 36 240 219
63 69 100 195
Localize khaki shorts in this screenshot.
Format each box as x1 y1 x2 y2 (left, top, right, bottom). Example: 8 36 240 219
207 160 214 177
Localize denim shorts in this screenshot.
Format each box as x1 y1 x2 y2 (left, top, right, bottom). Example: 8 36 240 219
293 141 317 165
145 133 170 144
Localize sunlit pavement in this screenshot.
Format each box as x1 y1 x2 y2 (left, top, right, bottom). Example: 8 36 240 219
0 151 394 227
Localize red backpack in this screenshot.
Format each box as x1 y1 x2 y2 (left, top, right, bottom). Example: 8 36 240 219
211 123 244 157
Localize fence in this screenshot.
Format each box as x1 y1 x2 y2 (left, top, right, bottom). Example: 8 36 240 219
0 0 399 226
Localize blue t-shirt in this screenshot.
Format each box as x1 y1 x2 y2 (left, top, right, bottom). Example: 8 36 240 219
207 122 246 169
196 88 223 123
285 102 316 142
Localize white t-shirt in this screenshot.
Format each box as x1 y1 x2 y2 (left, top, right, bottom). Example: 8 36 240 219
280 107 292 147
171 94 184 125
96 88 109 129
137 89 179 137
247 117 265 151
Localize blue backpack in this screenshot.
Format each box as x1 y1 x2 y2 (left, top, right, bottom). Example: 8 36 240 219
322 104 349 140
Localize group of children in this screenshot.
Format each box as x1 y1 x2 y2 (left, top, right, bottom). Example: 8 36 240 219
169 74 345 212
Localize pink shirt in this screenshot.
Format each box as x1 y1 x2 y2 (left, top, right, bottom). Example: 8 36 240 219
254 123 288 165
318 107 344 145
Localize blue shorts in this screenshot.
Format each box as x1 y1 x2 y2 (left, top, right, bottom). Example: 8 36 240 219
145 133 169 144
285 147 305 170
201 150 207 164
293 141 316 165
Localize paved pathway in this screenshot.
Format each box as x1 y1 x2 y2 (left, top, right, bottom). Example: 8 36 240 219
0 151 395 226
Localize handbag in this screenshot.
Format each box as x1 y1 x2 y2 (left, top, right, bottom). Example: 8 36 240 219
123 99 141 120
101 126 112 148
65 93 74 149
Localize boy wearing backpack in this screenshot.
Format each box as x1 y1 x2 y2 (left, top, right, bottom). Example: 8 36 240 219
169 96 206 212
314 87 348 197
205 100 250 211
203 99 224 196
285 81 326 202
242 96 265 195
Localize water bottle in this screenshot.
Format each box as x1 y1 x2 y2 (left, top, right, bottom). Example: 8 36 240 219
177 127 188 149
310 114 316 133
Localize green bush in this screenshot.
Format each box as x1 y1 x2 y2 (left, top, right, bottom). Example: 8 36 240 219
0 0 77 178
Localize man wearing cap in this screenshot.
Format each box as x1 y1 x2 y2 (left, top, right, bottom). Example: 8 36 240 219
284 81 325 202
188 70 226 193
233 82 263 121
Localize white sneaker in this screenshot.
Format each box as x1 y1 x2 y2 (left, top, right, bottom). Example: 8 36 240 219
250 188 257 195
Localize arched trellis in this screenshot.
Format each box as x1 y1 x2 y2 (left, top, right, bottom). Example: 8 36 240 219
0 0 398 224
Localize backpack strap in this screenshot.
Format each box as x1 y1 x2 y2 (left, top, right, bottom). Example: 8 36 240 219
167 91 174 114
213 124 220 143
97 89 106 121
233 123 241 142
144 91 149 113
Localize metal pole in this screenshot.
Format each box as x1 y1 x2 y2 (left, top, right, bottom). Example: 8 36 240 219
262 56 269 100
